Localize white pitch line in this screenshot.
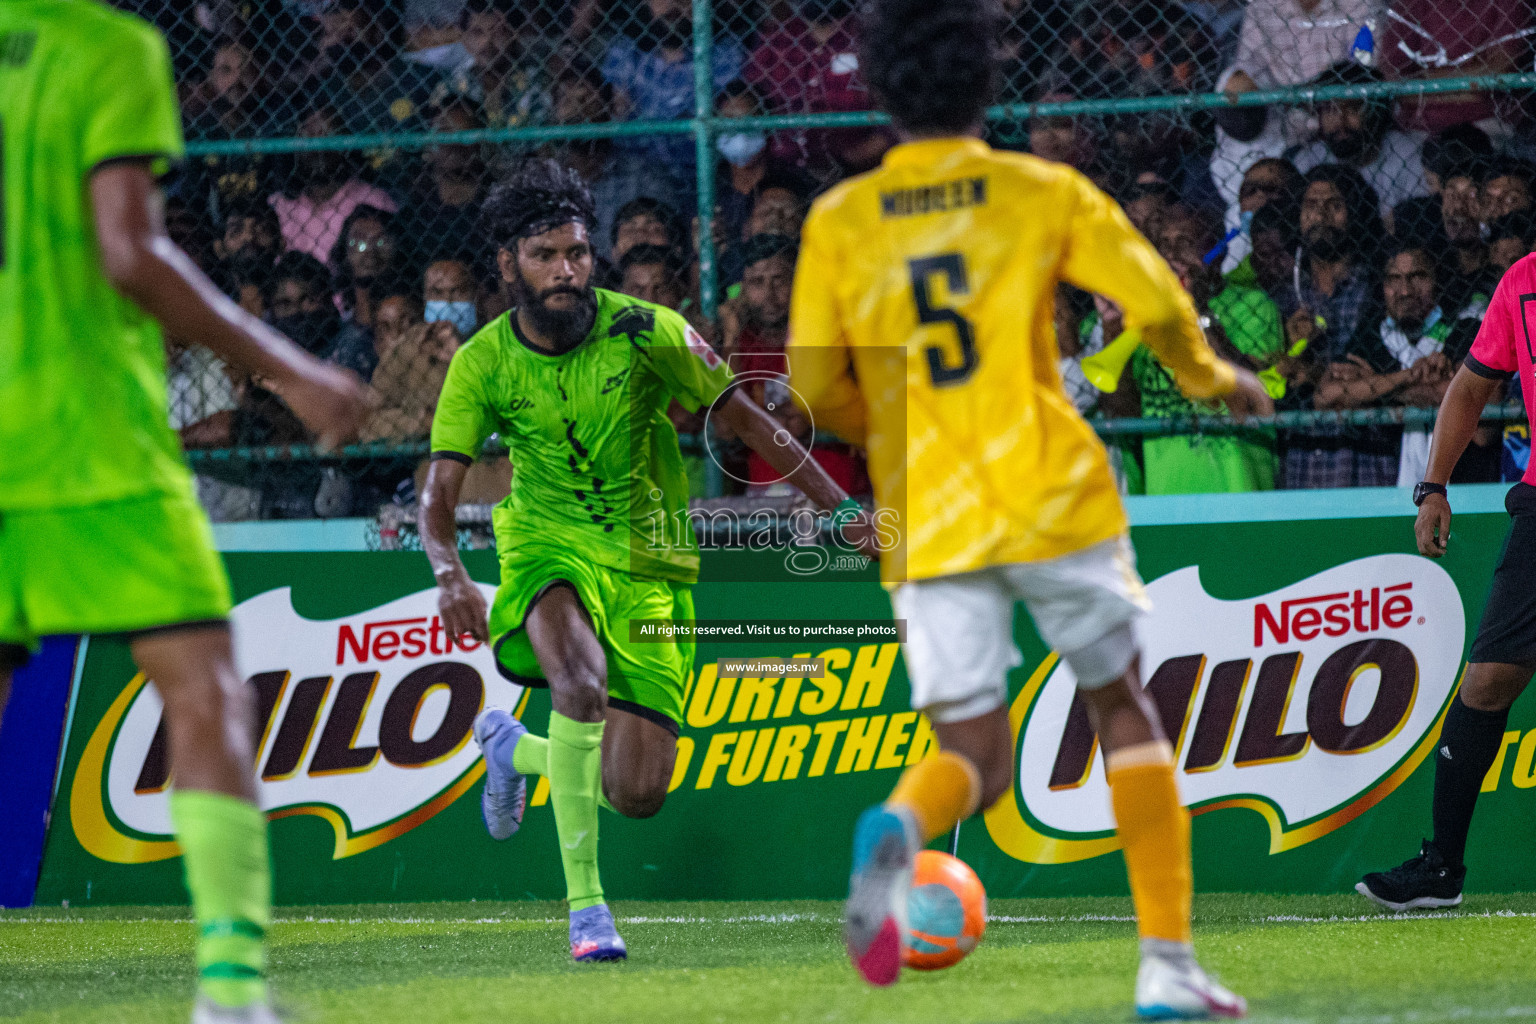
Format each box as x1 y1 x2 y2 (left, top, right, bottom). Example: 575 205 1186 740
4 909 1536 927
1262 910 1536 924
1256 1008 1536 1024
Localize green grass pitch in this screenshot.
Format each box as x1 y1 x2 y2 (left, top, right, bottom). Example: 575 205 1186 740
4 893 1536 1023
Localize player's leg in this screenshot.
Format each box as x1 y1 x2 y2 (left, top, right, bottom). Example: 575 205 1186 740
521 583 625 961
844 568 1013 986
600 703 676 819
131 625 277 1022
1021 538 1243 1019
1358 660 1532 911
593 578 693 819
1360 504 1536 911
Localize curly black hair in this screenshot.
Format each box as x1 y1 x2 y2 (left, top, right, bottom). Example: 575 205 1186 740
859 0 1004 134
482 158 598 253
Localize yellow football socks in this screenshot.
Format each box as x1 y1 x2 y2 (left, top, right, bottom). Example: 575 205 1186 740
1106 740 1193 945
886 749 982 843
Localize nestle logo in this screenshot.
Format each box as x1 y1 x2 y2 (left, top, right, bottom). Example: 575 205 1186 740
336 616 481 665
1253 583 1414 647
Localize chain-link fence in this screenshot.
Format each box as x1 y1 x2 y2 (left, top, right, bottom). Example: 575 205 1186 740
115 0 1536 522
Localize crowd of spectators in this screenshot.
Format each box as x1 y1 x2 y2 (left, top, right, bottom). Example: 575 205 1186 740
119 0 1536 517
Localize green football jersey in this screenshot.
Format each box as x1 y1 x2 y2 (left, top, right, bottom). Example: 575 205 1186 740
0 1 188 509
431 290 734 583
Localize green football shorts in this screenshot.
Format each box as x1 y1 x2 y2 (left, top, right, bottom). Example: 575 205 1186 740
0 487 233 655
489 545 693 734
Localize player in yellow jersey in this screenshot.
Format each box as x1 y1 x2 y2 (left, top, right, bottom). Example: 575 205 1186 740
787 0 1272 1016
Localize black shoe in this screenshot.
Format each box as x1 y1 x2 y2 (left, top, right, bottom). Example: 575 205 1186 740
1356 839 1466 911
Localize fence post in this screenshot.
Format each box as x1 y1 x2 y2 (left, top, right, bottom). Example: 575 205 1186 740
692 0 718 323
693 0 725 498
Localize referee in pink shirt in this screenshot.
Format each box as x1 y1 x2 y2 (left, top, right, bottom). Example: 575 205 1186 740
1359 253 1536 910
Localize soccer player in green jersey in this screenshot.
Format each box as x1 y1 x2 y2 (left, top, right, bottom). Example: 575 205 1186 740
0 4 370 1022
423 160 875 959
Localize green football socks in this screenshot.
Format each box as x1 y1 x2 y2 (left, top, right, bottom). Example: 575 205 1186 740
546 712 607 911
512 729 618 814
169 790 271 1008
511 732 548 775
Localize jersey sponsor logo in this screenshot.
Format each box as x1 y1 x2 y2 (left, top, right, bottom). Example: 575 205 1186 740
986 555 1466 864
608 305 655 347
879 177 988 219
70 586 519 865
686 325 723 370
601 367 632 394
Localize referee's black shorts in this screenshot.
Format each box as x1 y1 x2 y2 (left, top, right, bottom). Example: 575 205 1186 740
1470 482 1536 665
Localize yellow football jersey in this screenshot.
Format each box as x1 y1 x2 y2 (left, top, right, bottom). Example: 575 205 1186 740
788 137 1236 583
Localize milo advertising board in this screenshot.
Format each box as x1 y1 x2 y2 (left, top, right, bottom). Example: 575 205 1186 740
33 512 1536 905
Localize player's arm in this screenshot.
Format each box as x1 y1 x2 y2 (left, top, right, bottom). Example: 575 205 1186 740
421 457 489 641
91 163 370 446
786 208 868 446
1415 307 1517 559
1058 173 1272 419
711 391 878 556
423 346 496 640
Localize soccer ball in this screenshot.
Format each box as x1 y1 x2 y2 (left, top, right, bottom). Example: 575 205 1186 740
902 850 987 970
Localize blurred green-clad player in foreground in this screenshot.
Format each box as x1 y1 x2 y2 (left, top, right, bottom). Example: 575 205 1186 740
0 3 370 1022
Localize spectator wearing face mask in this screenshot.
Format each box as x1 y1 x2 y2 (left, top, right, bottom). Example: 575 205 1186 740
361 291 461 444
265 251 378 381
1293 63 1431 222
423 257 481 342
713 81 815 273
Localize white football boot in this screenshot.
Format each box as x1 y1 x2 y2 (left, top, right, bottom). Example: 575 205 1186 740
843 804 917 986
191 996 285 1024
1135 940 1247 1020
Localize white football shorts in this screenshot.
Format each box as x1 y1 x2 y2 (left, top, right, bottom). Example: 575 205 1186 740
891 534 1151 724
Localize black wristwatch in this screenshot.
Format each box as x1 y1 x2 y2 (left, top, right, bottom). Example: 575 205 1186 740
1413 482 1449 507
